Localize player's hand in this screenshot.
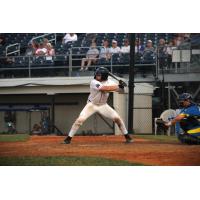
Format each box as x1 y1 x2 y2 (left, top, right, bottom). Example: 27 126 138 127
119 80 127 87
165 121 172 127
118 84 124 89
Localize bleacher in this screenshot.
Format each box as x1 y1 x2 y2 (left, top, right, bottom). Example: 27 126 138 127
0 33 199 78
0 33 173 56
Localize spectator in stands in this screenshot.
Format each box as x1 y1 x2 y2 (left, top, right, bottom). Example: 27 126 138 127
25 43 35 56
134 38 144 63
144 40 155 51
43 38 49 49
99 39 110 60
135 38 144 54
142 40 156 63
46 43 55 56
178 34 191 50
80 42 99 71
25 40 38 56
29 40 38 53
33 42 39 55
120 39 130 53
175 36 184 47
158 39 167 49
62 33 78 44
108 40 121 59
0 35 6 46
35 42 47 56
166 40 177 68
158 38 168 69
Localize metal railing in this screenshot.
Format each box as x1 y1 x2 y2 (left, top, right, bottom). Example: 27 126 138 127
31 33 57 45
5 43 20 56
0 47 200 79
157 49 200 74
0 55 69 78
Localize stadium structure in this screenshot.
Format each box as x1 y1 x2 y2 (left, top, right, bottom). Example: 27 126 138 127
0 33 199 135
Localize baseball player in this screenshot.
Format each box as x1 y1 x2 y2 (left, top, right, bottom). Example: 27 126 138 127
62 67 133 144
165 93 200 144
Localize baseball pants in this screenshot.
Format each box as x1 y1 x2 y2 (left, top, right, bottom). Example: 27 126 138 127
68 102 128 137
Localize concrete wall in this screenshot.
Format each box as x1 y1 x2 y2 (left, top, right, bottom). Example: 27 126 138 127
113 93 152 134
113 92 127 135
133 95 152 133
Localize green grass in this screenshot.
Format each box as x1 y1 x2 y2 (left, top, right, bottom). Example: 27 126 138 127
136 134 178 142
0 156 146 166
0 134 30 142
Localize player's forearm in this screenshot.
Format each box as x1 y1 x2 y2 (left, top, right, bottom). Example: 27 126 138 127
166 115 184 126
99 85 119 92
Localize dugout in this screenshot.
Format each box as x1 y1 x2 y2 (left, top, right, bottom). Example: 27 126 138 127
0 105 51 134
0 77 154 134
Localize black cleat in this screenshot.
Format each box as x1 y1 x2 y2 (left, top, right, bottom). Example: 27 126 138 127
124 134 133 143
61 136 72 144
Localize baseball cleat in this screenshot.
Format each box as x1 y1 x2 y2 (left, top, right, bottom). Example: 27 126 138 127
61 136 72 144
124 134 133 143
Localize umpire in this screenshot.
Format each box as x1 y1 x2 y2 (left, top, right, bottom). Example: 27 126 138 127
165 93 200 144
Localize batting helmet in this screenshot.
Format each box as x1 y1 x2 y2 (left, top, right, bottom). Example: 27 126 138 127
94 67 109 81
178 93 193 101
178 93 193 107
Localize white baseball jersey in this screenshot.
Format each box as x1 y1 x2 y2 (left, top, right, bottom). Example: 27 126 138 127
87 79 117 105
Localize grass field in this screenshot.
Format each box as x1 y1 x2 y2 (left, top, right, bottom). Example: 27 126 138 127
0 133 177 142
2 134 195 166
0 156 145 166
0 134 30 142
136 134 178 142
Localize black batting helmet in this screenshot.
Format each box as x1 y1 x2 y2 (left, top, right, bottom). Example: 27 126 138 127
94 67 109 81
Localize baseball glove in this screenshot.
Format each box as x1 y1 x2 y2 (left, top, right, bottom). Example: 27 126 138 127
156 118 169 131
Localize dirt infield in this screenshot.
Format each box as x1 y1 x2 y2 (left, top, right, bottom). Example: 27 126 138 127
0 135 200 166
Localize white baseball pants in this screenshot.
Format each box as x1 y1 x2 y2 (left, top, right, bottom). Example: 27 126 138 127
68 102 128 137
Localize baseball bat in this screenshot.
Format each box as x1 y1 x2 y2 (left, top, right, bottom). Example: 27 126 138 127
108 72 127 87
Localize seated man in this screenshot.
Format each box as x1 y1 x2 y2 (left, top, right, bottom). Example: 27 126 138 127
80 42 99 71
120 39 130 53
62 33 78 45
165 93 200 145
108 40 121 59
135 38 144 54
99 39 110 60
142 40 156 63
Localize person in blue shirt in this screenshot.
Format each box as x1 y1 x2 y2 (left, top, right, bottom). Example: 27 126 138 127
165 93 200 145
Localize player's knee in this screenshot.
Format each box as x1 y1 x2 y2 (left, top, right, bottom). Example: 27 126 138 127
113 117 122 126
75 117 85 126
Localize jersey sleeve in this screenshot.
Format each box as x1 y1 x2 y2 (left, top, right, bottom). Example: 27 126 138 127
90 80 103 90
179 106 200 117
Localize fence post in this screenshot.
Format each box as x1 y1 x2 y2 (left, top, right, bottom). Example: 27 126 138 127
69 49 72 77
110 54 113 73
28 56 31 78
